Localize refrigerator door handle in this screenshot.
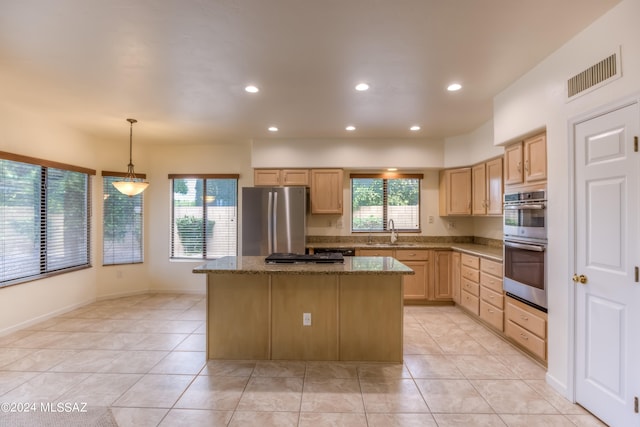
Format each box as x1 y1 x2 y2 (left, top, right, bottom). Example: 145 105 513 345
267 191 273 254
273 191 278 253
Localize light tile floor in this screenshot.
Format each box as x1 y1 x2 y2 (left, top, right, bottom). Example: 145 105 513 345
0 293 607 427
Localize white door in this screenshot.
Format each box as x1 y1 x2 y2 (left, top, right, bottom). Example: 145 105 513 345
574 102 640 427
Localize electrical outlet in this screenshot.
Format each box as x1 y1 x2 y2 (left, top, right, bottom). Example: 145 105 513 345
428 216 434 224
303 312 311 326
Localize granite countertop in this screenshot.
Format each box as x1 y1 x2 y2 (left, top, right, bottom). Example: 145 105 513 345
193 256 415 275
308 242 503 262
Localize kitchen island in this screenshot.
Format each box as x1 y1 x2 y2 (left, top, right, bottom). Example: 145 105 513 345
193 256 414 362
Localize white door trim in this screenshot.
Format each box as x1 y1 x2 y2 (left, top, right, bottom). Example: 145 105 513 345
567 92 640 404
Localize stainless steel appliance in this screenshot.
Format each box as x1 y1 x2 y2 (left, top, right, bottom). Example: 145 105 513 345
503 189 546 242
241 187 306 255
265 252 344 264
503 189 547 310
312 247 356 257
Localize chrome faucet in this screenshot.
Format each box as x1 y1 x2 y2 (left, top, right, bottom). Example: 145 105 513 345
388 219 398 244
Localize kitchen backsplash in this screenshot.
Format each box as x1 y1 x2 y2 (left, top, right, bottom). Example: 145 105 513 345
307 235 503 248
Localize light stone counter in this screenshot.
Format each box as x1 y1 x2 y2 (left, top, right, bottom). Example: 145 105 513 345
307 242 503 262
193 255 414 275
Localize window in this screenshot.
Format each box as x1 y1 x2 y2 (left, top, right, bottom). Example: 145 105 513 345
170 174 238 259
0 152 94 287
351 173 422 232
102 172 144 265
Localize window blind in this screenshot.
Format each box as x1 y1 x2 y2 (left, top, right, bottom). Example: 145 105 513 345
169 175 238 259
0 152 94 287
102 173 144 265
351 173 422 232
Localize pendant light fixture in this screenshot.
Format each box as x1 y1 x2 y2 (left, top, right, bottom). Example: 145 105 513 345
113 118 149 196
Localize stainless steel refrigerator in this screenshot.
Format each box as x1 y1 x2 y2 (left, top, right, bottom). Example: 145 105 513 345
241 187 307 255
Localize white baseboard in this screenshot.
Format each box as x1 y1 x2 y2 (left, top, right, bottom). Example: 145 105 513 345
546 372 572 402
0 297 96 337
95 289 149 301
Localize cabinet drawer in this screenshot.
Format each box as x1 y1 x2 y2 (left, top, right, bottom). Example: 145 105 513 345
461 265 480 283
480 258 502 277
480 300 504 331
461 253 479 269
460 290 479 315
395 249 429 261
506 300 546 339
506 320 546 360
480 272 503 293
480 286 504 309
357 249 394 257
461 278 479 297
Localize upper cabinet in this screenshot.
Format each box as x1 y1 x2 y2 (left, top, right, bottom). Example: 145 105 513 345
472 157 503 216
310 169 344 214
504 133 547 186
439 167 471 216
254 169 309 186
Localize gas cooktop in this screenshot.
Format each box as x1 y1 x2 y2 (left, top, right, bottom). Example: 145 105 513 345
265 253 344 264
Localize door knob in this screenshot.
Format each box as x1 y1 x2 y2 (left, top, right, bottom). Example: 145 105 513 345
572 274 588 284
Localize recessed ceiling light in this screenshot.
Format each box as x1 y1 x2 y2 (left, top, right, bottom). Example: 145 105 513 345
387 168 398 172
268 126 278 132
245 85 259 93
355 83 369 91
345 125 356 131
447 83 462 92
410 125 421 131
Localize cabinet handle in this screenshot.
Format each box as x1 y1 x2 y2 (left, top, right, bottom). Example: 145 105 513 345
524 160 529 172
517 161 522 172
520 315 529 321
519 333 529 340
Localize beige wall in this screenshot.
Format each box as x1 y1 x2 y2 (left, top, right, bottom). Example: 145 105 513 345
0 104 99 334
145 142 253 294
492 0 640 399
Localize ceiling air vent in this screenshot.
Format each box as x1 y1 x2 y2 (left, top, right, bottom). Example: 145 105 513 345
567 48 621 101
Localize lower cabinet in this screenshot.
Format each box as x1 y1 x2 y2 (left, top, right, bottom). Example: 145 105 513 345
357 248 452 304
395 250 430 302
452 252 548 365
479 258 504 331
431 250 453 301
451 252 461 304
505 295 547 362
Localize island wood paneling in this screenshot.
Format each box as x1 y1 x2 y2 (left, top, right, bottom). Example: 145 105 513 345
338 275 403 362
271 275 338 360
207 274 270 359
205 271 405 362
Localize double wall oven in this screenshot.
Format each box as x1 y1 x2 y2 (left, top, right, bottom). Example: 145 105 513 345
503 189 547 311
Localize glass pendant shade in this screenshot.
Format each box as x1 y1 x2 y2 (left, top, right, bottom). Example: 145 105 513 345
113 118 149 197
112 180 149 196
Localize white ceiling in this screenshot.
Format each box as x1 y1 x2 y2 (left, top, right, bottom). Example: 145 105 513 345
0 0 620 145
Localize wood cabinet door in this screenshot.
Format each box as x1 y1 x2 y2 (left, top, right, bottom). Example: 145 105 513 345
431 250 452 301
439 168 471 216
310 169 343 214
451 252 461 304
504 142 523 185
254 169 281 186
282 169 309 186
485 157 503 215
523 134 547 182
402 260 428 300
471 163 487 215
